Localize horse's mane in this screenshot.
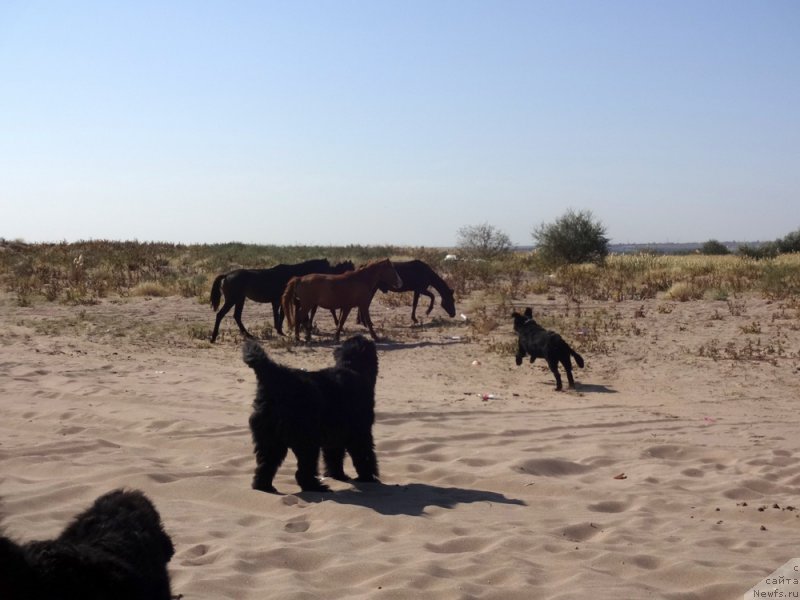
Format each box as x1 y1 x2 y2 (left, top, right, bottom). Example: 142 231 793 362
354 258 390 271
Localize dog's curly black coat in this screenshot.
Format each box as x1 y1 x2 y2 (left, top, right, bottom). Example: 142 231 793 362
243 334 380 494
0 489 174 600
512 307 585 391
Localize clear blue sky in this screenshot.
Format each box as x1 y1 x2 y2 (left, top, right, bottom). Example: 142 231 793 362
1 1 798 246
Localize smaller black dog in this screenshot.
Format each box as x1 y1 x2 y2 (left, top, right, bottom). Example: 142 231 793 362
512 307 584 391
0 489 174 600
243 334 380 494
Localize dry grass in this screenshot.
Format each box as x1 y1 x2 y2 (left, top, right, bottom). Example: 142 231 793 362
2 240 799 309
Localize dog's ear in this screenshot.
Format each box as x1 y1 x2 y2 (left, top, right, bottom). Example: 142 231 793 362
511 311 521 318
524 307 533 318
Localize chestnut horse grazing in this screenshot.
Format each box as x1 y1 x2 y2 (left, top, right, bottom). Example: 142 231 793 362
282 259 402 342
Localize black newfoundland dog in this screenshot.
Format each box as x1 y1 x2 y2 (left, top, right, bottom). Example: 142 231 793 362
512 307 584 391
0 489 174 600
243 334 380 494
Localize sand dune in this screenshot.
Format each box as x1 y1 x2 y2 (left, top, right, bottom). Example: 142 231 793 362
1 291 798 598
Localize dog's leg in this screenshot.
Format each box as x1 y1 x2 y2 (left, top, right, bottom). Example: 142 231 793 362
547 357 563 391
348 434 380 483
322 446 351 481
252 441 287 494
292 445 330 492
515 342 525 366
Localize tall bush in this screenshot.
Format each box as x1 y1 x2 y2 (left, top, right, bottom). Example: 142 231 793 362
532 209 609 266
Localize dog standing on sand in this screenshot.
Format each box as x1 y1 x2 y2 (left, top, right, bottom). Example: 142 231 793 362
511 307 584 391
242 335 381 494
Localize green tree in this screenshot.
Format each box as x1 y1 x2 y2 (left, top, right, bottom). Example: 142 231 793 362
776 228 800 254
532 209 609 266
700 239 730 255
456 223 513 260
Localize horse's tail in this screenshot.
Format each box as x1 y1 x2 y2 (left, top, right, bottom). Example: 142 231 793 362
281 277 298 330
570 346 585 369
210 274 226 311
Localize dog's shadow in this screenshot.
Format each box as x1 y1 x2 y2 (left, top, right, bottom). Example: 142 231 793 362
299 482 526 516
576 383 617 394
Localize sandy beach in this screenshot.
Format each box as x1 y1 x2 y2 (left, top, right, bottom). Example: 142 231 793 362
2 289 799 599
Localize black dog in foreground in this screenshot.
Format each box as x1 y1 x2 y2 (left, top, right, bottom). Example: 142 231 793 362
0 489 174 600
512 307 584 391
243 335 380 494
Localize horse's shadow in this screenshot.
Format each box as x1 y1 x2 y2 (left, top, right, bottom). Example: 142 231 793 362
298 482 526 516
376 338 468 351
290 337 468 351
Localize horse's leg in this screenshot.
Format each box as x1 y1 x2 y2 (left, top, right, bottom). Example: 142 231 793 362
421 289 435 315
410 292 420 323
335 307 351 342
309 306 318 328
361 305 379 340
304 306 315 341
210 300 235 343
272 301 284 336
233 299 253 338
293 299 302 341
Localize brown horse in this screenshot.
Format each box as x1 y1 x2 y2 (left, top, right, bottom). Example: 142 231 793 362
282 259 402 342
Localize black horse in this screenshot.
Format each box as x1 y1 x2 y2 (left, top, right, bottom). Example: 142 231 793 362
210 259 354 342
368 259 456 323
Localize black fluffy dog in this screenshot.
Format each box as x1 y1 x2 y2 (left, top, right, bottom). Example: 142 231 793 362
0 489 174 600
243 334 380 494
512 307 584 391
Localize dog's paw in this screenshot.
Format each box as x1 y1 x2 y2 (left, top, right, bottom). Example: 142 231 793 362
324 470 352 482
253 482 280 494
300 482 332 493
515 356 523 366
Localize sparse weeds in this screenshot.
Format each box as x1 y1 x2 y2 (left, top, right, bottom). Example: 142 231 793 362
4 241 799 306
727 298 747 316
740 321 762 335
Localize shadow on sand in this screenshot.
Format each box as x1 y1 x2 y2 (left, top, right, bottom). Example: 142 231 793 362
298 482 526 516
576 383 617 394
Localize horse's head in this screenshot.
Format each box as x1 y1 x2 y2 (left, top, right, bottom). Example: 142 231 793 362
331 260 355 274
441 287 456 317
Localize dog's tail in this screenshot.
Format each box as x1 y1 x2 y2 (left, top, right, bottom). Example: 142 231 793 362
210 274 226 311
571 347 585 368
281 277 299 330
242 338 280 381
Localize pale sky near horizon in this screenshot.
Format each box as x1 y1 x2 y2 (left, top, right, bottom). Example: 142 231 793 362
1 1 798 247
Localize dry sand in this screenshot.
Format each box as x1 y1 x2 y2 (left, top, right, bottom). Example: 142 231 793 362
1 290 799 599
